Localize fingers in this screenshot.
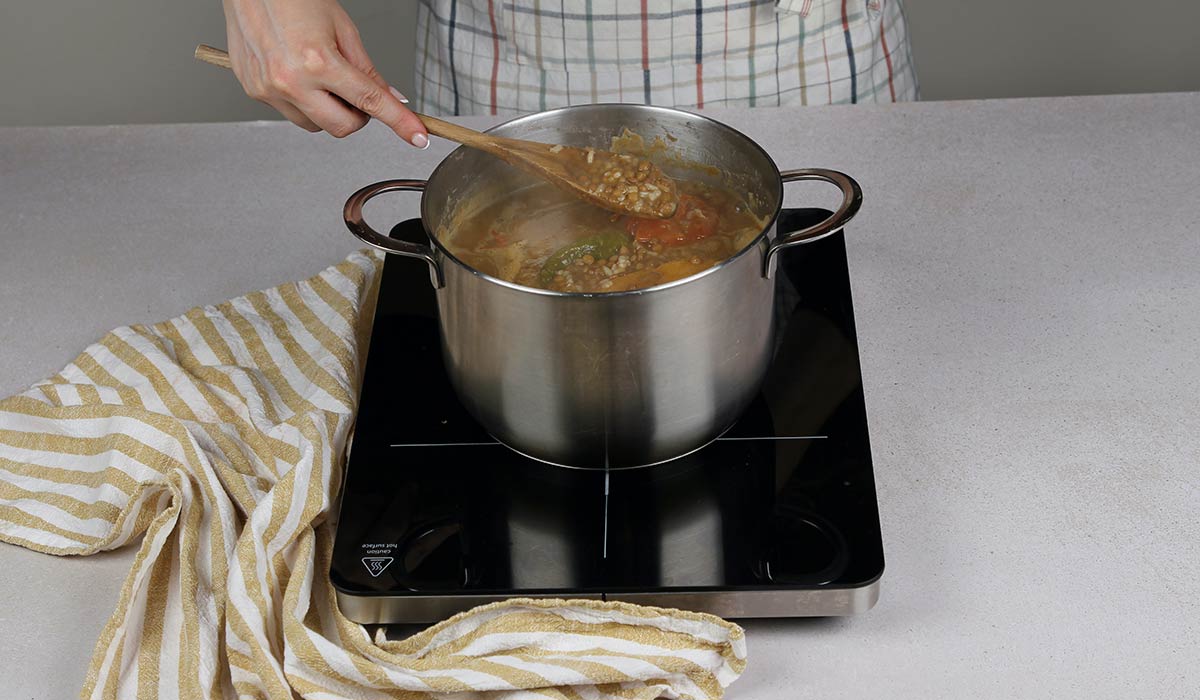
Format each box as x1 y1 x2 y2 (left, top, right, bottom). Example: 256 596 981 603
333 15 388 91
265 98 322 132
287 89 370 138
318 55 427 147
221 0 427 144
253 45 424 145
328 22 429 148
331 13 414 111
224 12 425 144
235 43 366 138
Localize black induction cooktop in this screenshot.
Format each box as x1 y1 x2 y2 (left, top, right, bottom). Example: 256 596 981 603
330 209 884 624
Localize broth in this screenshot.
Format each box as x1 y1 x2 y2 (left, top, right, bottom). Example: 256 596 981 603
444 180 765 293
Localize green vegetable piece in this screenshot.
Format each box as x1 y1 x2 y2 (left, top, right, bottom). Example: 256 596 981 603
538 230 631 286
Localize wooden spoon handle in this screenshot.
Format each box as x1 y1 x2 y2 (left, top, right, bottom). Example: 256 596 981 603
193 44 505 155
195 44 232 69
414 114 508 154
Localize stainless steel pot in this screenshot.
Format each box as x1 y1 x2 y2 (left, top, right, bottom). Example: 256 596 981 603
344 104 861 468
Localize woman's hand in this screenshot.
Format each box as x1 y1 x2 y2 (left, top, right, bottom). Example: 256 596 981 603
221 0 428 147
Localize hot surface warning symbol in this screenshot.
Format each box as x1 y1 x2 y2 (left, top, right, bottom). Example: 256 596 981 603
362 557 394 577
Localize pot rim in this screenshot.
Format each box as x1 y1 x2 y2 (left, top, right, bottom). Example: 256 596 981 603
420 103 786 299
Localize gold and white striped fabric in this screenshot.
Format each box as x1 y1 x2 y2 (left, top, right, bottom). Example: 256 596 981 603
0 250 747 699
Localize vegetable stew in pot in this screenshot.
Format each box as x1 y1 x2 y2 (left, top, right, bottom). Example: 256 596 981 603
445 179 766 293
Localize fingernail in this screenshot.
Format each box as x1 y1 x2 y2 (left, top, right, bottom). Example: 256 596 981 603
411 132 429 150
389 86 409 104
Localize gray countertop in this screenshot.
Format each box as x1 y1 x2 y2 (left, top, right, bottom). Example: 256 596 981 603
2 93 1198 698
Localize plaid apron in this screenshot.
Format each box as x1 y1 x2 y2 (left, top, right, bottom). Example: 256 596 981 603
414 0 918 116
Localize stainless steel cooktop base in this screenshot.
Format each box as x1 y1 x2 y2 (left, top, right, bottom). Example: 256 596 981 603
336 579 881 625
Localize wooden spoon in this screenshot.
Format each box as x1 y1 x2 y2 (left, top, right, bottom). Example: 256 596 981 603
194 44 678 219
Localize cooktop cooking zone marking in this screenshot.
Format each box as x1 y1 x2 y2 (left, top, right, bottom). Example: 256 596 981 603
602 469 611 560
386 436 828 448
389 442 500 447
716 435 827 440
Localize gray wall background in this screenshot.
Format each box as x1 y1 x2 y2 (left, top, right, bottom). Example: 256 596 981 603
1 0 1197 127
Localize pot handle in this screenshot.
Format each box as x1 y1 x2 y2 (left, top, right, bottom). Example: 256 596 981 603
764 169 863 278
344 179 444 288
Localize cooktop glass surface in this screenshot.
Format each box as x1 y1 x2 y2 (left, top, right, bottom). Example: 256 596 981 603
330 209 884 621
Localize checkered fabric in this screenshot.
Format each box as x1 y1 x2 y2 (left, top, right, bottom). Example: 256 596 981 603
414 0 918 116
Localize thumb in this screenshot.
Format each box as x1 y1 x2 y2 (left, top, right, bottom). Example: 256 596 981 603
334 16 420 119
332 19 427 147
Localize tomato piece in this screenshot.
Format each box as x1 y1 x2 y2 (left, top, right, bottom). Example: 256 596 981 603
626 217 680 243
680 202 718 240
626 194 719 246
479 229 510 249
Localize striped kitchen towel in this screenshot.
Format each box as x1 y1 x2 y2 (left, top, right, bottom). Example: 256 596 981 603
0 249 746 699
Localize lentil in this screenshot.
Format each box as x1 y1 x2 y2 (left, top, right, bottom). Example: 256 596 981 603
549 144 680 218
